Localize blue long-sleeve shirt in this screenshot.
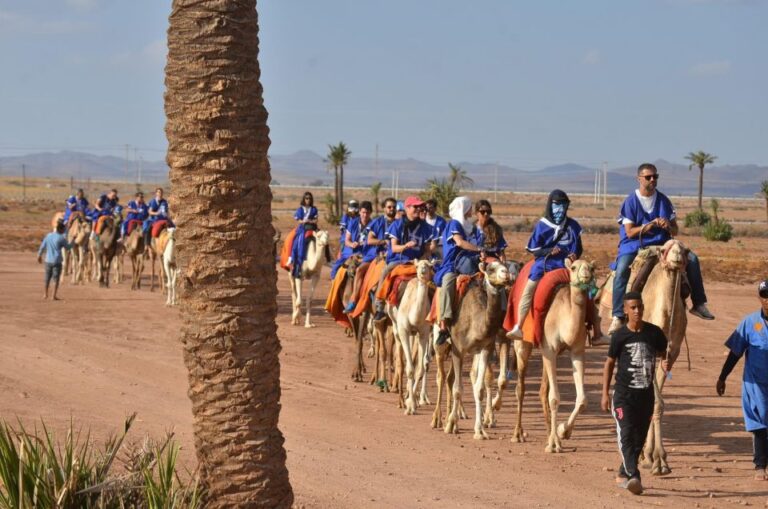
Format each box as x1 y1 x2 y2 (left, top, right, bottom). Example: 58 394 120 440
38 232 70 264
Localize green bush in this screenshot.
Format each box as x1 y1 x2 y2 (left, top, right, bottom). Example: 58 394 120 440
703 219 734 242
0 414 203 509
684 209 711 227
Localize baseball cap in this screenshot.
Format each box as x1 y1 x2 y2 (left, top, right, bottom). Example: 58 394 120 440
759 279 768 298
404 196 425 208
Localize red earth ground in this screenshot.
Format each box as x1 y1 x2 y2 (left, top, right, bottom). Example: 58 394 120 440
1 251 767 508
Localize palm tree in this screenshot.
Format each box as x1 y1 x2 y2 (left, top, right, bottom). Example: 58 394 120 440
165 1 293 507
327 142 351 220
423 177 457 216
761 180 768 224
447 163 474 191
685 150 717 211
370 181 382 214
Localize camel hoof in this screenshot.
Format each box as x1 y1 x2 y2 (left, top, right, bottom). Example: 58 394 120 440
305 323 316 329
545 442 562 454
367 348 375 359
659 465 671 476
510 433 525 444
474 431 489 440
556 423 571 440
419 396 431 406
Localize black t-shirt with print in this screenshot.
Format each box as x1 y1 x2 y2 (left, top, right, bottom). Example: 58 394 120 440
608 322 668 393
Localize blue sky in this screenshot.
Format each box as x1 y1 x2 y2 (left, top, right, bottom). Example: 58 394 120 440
1 0 766 169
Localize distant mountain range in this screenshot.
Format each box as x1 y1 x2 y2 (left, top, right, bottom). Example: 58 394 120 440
1 150 766 198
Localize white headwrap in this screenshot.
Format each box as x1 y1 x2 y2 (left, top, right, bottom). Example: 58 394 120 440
449 196 474 236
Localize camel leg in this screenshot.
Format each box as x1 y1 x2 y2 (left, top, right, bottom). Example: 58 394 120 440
472 349 490 440
511 339 532 443
392 336 403 397
492 339 510 412
149 251 156 292
482 352 496 428
289 276 301 325
370 318 383 385
304 275 318 328
431 341 447 429
137 253 144 291
444 350 463 435
417 325 431 406
643 368 670 476
397 323 417 415
541 347 562 453
557 350 587 441
352 315 365 383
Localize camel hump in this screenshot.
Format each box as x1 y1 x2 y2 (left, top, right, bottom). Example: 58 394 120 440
629 247 661 294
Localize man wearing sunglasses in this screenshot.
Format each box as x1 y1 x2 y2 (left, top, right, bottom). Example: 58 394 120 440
716 280 768 481
608 163 714 335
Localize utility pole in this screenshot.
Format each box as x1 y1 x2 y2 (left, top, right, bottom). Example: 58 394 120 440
124 144 130 184
22 164 26 202
602 161 608 210
391 166 396 197
394 169 400 200
70 175 74 193
593 168 599 204
493 162 499 204
138 156 143 188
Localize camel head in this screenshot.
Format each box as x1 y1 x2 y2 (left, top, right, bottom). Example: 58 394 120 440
479 260 511 288
565 258 596 288
414 258 436 284
660 239 688 272
314 230 329 247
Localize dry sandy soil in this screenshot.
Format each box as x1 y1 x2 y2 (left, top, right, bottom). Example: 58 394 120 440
1 250 768 508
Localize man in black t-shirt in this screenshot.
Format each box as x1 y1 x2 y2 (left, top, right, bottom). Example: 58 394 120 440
601 291 672 495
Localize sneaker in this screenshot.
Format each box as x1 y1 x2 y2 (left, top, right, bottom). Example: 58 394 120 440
608 316 625 335
690 303 715 320
591 333 612 346
343 301 356 313
373 310 387 322
622 477 643 495
505 324 523 340
435 329 450 346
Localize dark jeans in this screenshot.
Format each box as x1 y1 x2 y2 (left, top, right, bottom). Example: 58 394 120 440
613 389 654 480
754 428 768 469
44 262 62 287
612 250 707 318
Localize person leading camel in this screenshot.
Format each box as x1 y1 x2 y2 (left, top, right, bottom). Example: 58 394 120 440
601 291 672 495
372 196 433 322
433 196 484 345
507 189 582 339
608 163 713 335
716 279 768 481
344 197 397 313
37 221 71 300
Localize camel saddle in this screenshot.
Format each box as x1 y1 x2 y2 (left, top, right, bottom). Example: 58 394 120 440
125 219 143 236
151 219 169 238
627 247 690 300
427 273 483 323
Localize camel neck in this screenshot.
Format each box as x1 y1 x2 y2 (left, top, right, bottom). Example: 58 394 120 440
305 241 322 272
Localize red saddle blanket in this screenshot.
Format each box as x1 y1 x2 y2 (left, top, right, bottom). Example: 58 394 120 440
126 219 143 236
151 220 168 238
427 273 483 323
374 264 418 306
503 260 570 345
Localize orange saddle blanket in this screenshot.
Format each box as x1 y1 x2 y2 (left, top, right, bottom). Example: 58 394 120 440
349 258 385 318
502 260 570 345
324 266 352 329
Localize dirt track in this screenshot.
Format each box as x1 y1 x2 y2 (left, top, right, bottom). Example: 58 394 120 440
1 251 767 508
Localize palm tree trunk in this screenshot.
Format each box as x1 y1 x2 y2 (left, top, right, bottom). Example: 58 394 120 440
165 1 293 507
697 165 704 210
340 164 345 212
334 166 340 219
765 198 768 224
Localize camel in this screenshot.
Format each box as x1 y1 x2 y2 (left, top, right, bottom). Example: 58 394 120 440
162 228 179 306
387 259 435 414
113 242 125 285
123 226 145 290
288 230 329 328
597 239 688 475
508 258 596 453
62 214 91 285
431 261 511 439
149 228 169 293
90 216 119 288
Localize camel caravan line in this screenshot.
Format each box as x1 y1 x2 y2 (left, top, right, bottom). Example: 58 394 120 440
50 209 180 305
282 223 692 477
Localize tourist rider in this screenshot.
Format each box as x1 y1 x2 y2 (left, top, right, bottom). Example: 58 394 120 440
372 196 434 321
424 198 447 260
433 196 484 345
608 163 713 335
601 291 672 495
90 188 119 239
121 191 149 240
338 199 360 253
331 201 372 280
63 188 89 226
144 187 174 246
470 199 507 264
716 279 768 481
507 189 582 339
344 197 397 313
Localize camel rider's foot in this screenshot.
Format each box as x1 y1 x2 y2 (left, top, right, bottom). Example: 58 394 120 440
690 303 715 320
608 316 625 335
620 477 643 495
436 328 451 346
343 301 356 313
373 310 387 322
505 324 523 340
591 332 611 346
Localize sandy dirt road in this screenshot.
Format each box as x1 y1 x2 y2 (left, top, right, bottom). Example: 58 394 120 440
1 251 767 508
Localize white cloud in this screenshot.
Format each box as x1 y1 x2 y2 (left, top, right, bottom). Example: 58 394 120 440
582 49 601 65
689 60 731 76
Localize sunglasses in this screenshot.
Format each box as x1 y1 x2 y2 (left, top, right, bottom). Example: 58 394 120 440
477 209 491 215
641 174 660 181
